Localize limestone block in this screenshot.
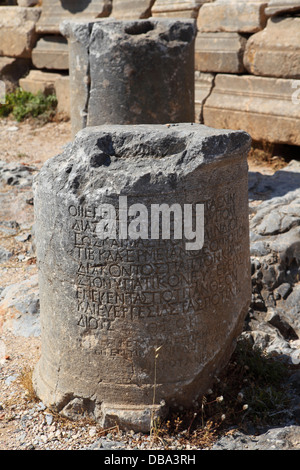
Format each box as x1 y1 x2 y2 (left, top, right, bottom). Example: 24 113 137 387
0 7 41 58
32 36 69 70
203 74 300 146
266 0 300 16
111 0 155 19
0 57 31 92
195 32 247 73
19 70 63 95
36 0 112 34
61 18 196 137
244 17 300 79
194 71 214 123
151 0 203 18
198 0 268 33
33 122 251 431
55 76 70 117
17 0 38 6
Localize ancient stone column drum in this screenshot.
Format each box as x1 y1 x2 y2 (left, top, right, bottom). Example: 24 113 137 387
60 19 197 137
33 124 252 431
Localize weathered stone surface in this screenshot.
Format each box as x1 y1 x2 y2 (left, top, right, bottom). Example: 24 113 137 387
198 0 268 33
248 160 300 349
152 0 203 18
195 32 247 73
36 0 112 34
0 275 40 337
32 36 69 70
0 7 41 58
266 0 300 16
244 17 300 79
33 123 251 431
61 19 196 137
0 57 31 92
17 0 38 6
194 71 214 123
19 70 63 95
203 74 300 146
212 426 300 450
111 0 155 19
55 75 71 117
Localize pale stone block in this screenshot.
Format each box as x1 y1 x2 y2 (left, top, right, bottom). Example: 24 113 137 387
203 74 300 146
152 0 204 18
198 0 268 33
195 32 247 73
36 0 112 34
32 36 69 70
194 71 215 123
0 7 41 58
19 70 62 95
55 76 70 117
244 17 300 79
17 0 38 6
111 0 155 19
266 0 300 16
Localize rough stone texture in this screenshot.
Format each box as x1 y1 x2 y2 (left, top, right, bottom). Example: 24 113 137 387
0 7 41 58
17 0 38 6
111 0 155 19
37 0 112 34
212 426 300 450
195 32 247 73
151 0 203 18
248 160 300 361
32 36 69 71
203 74 300 146
0 275 40 338
19 70 63 95
198 0 268 33
244 17 300 79
33 123 251 432
266 0 300 16
55 76 71 117
36 0 112 34
0 57 31 92
61 19 197 138
194 71 215 123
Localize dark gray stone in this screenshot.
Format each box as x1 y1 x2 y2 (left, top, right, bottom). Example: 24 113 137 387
61 19 197 137
33 123 251 432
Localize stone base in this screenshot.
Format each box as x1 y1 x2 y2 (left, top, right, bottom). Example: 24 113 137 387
100 403 168 433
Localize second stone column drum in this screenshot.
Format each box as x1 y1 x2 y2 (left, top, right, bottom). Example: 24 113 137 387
33 123 252 431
